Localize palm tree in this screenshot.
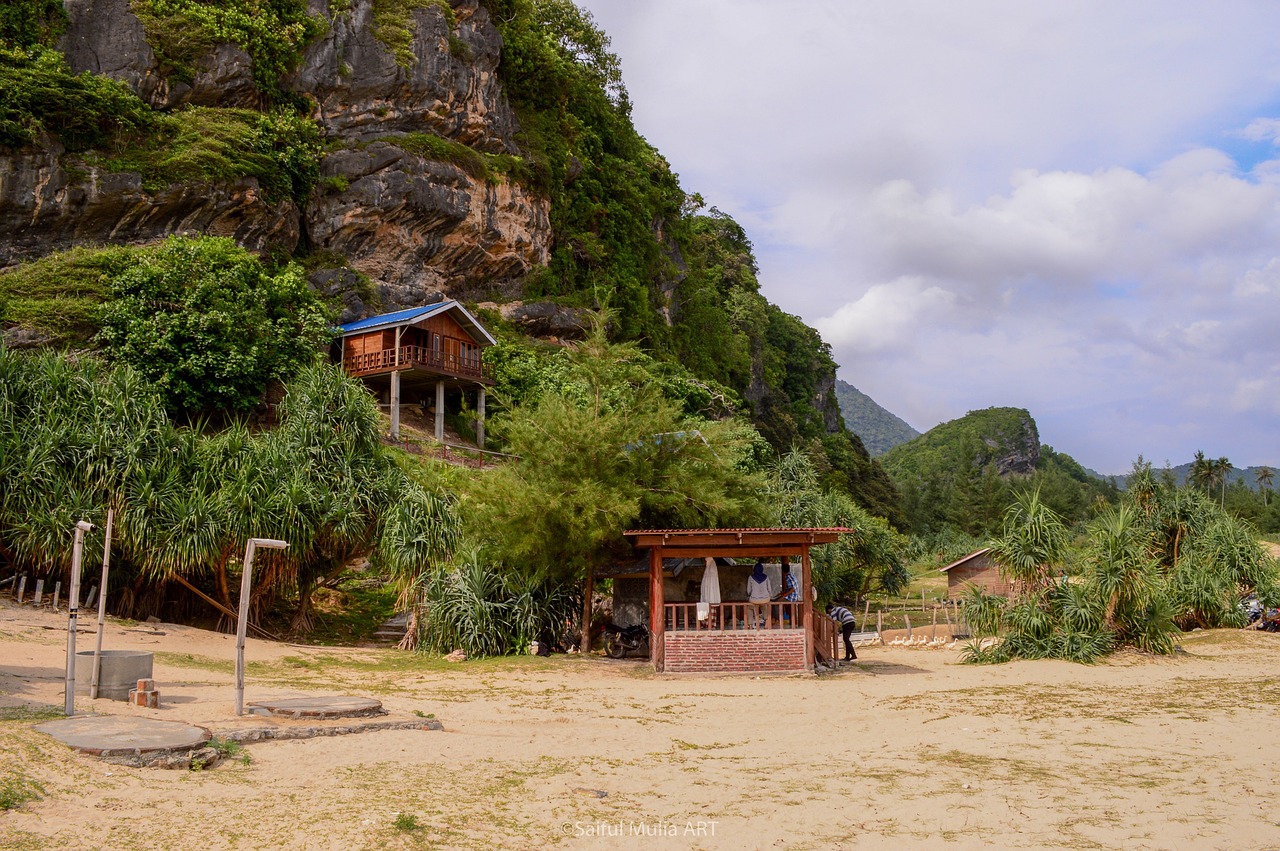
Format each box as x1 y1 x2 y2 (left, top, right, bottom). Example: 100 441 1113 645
1213 457 1232 507
1256 466 1274 507
1189 450 1213 493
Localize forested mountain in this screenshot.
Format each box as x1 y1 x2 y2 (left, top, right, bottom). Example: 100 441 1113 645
881 407 1117 534
833 379 919 456
0 0 899 521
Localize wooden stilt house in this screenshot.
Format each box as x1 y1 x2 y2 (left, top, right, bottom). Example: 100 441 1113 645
616 528 849 674
337 301 496 445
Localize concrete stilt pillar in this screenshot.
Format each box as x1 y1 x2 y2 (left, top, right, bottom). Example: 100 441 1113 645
390 369 401 440
476 386 486 449
435 380 445 442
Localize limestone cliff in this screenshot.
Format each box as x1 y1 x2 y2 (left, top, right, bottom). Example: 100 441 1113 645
1 0 549 310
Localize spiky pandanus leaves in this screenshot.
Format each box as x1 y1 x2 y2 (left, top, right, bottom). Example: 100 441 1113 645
416 552 580 658
988 488 1068 594
0 351 460 628
0 349 174 576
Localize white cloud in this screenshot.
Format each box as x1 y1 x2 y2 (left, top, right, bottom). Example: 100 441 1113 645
1238 118 1280 145
813 278 956 354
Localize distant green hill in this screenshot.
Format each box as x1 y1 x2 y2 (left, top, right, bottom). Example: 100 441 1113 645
881 407 1117 534
1115 461 1276 491
833 380 919 456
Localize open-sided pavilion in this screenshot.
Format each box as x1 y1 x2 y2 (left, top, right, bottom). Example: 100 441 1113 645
620 528 848 674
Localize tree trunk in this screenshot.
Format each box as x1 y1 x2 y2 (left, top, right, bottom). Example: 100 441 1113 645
581 565 594 654
291 576 315 634
215 547 233 610
398 605 420 651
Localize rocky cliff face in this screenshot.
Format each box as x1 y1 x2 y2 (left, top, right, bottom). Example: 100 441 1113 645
1 0 549 314
981 412 1040 476
0 145 302 262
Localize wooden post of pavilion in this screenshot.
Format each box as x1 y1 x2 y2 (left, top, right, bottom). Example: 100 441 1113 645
801 548 814 670
649 546 664 672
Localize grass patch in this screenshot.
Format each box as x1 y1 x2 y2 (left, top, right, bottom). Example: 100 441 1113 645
0 243 137 344
0 705 63 723
99 107 321 202
0 773 45 810
383 132 486 179
368 133 533 186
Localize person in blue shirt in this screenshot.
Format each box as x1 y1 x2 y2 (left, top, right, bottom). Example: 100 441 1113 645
775 564 800 601
772 564 800 626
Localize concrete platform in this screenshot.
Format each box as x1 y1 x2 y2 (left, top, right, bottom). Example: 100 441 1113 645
246 695 384 719
34 715 210 757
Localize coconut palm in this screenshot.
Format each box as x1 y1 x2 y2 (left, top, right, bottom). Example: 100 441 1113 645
1213 457 1232 507
1256 466 1273 507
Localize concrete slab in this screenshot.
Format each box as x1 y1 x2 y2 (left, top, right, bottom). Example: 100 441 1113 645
246 695 384 719
35 715 210 756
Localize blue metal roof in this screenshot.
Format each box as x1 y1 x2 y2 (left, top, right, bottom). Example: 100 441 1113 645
337 300 498 346
338 303 451 334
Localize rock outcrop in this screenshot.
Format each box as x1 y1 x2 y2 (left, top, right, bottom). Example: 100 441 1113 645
307 141 549 311
0 147 300 267
290 0 517 151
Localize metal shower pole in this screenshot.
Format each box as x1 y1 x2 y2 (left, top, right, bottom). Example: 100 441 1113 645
90 508 114 699
64 520 93 716
235 537 289 716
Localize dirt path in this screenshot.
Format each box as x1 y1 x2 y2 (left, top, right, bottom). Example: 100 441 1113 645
2 599 1279 849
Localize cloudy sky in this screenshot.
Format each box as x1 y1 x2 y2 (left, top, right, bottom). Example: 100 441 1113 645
575 0 1280 475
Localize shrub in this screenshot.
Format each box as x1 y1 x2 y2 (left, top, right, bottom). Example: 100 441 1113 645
94 235 335 413
0 45 154 150
132 0 328 94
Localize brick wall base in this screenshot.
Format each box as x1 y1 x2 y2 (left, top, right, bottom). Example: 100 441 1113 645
663 630 808 673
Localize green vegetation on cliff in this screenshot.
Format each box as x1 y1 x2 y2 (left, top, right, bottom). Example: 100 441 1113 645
1 237 333 414
0 244 137 346
884 407 1117 534
131 0 327 92
100 106 322 201
0 45 154 150
0 0 67 49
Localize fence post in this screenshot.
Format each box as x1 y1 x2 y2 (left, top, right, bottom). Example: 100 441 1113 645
34 580 44 607
931 606 937 640
877 610 883 638
905 614 912 640
17 575 26 604
53 581 61 612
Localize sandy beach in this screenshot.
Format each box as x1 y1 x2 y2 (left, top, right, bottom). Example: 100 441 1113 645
2 598 1278 850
